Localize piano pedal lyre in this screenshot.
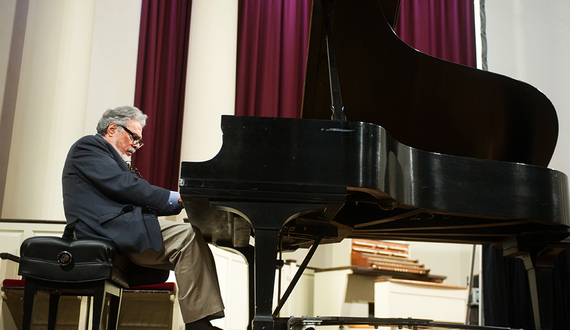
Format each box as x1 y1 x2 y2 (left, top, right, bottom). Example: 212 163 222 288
289 319 321 330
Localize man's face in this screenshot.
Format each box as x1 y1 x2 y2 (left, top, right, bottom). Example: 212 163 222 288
108 119 143 159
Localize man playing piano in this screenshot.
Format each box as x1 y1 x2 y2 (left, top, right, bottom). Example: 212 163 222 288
61 105 224 330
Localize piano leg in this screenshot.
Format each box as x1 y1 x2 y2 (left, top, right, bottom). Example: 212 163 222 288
234 245 255 330
504 237 567 330
519 245 566 330
212 201 331 330
252 229 281 330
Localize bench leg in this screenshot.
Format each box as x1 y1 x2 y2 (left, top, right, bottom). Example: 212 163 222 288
92 280 123 330
107 291 122 330
22 279 37 330
48 294 60 330
92 282 107 330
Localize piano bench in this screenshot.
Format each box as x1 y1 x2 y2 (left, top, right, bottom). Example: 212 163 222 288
16 236 168 330
1 280 179 330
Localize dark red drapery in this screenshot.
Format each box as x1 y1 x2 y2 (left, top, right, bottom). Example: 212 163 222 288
235 0 312 118
234 0 476 120
133 0 475 189
133 0 192 190
395 0 476 67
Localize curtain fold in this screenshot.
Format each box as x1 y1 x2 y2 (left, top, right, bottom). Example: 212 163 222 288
133 0 192 190
482 246 535 329
395 0 476 67
235 0 312 118
235 0 475 121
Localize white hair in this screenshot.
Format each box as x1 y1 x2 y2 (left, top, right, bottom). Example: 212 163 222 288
96 105 148 135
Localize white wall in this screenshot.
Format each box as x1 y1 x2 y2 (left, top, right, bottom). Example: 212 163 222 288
485 1 570 174
0 0 142 220
85 0 143 133
0 0 18 126
407 242 477 287
374 280 468 325
0 0 27 218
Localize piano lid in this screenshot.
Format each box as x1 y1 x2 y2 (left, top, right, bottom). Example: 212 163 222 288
302 0 558 167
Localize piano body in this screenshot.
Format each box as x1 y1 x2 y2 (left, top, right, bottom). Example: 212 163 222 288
179 0 570 329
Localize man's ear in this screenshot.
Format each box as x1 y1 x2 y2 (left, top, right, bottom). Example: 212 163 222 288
106 122 117 137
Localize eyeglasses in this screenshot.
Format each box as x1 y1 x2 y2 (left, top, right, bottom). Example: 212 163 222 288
118 124 144 148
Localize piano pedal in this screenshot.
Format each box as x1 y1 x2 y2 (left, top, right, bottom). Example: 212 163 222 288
289 319 320 330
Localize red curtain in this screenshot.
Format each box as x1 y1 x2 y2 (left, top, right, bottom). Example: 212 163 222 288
235 0 312 118
395 0 476 67
132 0 474 189
133 0 192 190
234 0 475 120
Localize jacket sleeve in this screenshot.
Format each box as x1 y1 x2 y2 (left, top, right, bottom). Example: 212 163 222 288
66 136 172 214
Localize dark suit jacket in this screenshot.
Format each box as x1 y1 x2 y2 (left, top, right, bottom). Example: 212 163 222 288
62 134 179 254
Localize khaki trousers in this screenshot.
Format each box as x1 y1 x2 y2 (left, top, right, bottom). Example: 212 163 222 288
128 219 225 324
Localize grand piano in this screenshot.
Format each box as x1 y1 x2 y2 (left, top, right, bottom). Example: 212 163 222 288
179 0 570 329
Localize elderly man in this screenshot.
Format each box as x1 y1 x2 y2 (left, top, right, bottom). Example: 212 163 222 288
62 105 224 330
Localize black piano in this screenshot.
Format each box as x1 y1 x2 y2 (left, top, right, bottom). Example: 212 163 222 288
180 1 570 330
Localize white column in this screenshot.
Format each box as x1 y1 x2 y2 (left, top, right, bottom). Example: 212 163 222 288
0 0 26 219
180 0 238 163
2 0 97 220
84 0 142 133
1 0 142 220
